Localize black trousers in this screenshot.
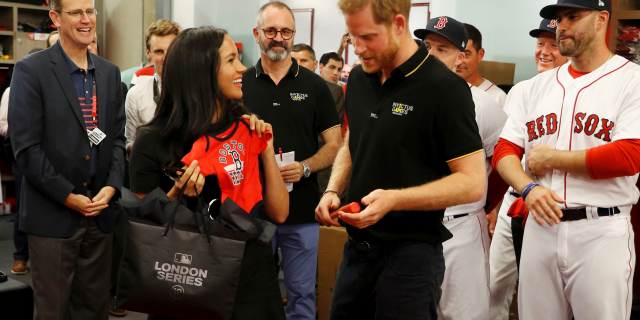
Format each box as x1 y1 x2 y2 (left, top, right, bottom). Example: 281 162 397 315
148 240 285 320
12 163 28 261
28 216 112 320
330 238 445 320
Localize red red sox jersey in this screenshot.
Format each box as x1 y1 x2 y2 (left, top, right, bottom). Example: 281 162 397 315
500 55 640 209
182 118 271 215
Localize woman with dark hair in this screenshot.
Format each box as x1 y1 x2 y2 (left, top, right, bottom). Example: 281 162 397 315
129 26 288 320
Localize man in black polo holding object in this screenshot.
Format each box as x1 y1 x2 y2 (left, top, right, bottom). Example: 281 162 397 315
315 0 486 319
8 0 125 318
242 2 342 319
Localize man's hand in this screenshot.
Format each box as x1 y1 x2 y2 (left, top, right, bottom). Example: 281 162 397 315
525 186 566 226
315 192 341 227
339 189 397 229
63 193 95 216
280 161 304 183
486 208 498 241
528 144 555 175
340 33 350 49
84 186 116 217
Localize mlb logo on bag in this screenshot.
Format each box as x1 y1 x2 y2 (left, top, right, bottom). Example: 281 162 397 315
175 253 192 265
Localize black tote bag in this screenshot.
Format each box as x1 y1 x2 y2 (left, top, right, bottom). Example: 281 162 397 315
116 185 246 320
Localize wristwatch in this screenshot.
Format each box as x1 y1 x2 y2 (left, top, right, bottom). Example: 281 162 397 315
301 161 311 178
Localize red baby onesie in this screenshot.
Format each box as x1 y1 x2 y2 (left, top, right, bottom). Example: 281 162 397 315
182 118 272 215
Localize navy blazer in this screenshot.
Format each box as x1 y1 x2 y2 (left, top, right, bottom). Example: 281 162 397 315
8 42 126 238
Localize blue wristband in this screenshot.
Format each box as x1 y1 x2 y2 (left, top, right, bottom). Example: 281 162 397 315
521 183 540 201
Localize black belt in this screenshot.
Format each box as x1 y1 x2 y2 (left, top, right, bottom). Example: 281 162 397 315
560 207 620 221
348 235 380 253
443 213 469 222
510 191 522 198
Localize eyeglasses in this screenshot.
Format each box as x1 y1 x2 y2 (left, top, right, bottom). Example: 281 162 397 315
56 9 98 18
261 28 295 40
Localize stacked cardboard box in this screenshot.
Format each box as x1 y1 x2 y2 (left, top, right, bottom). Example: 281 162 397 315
317 226 349 320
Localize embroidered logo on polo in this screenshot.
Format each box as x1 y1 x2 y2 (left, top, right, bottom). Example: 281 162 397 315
217 141 245 185
391 102 414 116
290 93 308 101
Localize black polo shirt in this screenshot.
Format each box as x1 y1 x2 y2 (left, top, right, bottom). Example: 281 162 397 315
243 57 340 225
345 41 482 244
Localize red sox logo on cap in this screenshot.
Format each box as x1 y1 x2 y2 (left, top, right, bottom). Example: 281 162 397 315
435 17 448 29
547 19 558 28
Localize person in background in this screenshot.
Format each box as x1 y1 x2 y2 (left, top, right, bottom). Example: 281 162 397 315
46 30 59 48
488 17 569 320
129 20 181 88
124 19 181 152
291 43 345 195
291 43 318 71
243 2 342 319
128 26 288 320
0 48 43 276
89 34 98 55
456 23 508 107
9 0 126 318
319 51 344 85
352 59 361 68
341 63 352 82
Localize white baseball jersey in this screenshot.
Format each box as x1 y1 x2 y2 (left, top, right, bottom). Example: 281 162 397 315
477 79 507 108
500 55 640 209
444 85 507 217
439 85 506 320
488 79 531 320
501 55 639 320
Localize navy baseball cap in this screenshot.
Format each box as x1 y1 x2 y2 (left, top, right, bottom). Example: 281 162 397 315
540 0 611 19
530 19 559 37
413 16 469 52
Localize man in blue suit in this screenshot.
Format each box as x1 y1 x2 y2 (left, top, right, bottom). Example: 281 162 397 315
8 0 125 318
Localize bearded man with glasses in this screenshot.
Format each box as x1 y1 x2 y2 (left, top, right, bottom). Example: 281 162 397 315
242 2 342 319
8 0 125 318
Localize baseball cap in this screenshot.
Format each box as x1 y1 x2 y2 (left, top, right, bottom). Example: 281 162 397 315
529 19 559 38
413 16 469 52
540 0 611 19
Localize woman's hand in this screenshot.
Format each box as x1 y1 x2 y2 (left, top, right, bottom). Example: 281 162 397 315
173 160 205 198
242 114 268 138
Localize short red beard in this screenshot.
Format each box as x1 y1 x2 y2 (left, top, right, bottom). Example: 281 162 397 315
360 32 400 74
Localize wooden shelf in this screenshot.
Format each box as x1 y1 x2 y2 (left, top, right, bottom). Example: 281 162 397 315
618 10 640 19
0 30 11 36
0 59 15 64
0 1 48 11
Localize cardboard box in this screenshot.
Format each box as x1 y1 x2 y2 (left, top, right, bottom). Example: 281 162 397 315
317 226 349 320
478 60 516 85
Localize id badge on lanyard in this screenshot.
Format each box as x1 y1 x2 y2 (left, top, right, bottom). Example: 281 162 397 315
87 79 106 146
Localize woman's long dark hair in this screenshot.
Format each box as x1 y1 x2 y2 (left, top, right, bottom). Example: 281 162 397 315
144 26 249 165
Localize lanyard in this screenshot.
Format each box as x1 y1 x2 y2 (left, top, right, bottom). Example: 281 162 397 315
90 78 97 129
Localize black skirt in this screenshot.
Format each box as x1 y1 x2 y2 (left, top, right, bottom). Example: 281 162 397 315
148 240 285 320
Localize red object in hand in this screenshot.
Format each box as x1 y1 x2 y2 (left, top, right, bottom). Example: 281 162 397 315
330 202 361 219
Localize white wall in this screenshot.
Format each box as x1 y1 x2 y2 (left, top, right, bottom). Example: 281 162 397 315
176 0 554 83
104 0 144 71
282 0 553 83
429 0 554 83
171 0 269 67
